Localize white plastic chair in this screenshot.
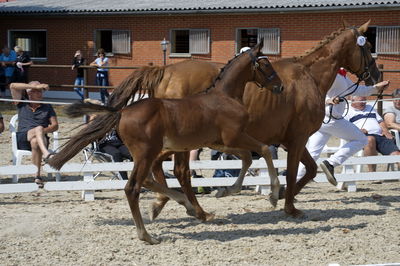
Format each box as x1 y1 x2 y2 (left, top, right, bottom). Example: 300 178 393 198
9 114 60 183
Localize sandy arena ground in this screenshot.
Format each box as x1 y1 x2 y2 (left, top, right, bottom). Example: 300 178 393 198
0 114 399 266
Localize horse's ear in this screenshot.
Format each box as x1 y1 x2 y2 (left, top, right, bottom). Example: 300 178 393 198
358 20 371 34
256 38 264 53
342 18 351 28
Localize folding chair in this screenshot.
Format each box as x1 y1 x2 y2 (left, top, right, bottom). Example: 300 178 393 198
9 114 60 183
82 141 123 180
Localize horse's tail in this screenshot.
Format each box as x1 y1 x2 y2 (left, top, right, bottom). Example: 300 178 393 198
108 65 165 109
48 102 121 170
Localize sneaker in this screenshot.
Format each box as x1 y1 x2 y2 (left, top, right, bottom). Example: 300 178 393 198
320 160 337 186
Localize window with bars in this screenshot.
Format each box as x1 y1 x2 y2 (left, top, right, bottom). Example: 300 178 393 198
376 26 400 55
236 28 280 55
8 30 47 59
95 30 131 55
170 29 210 55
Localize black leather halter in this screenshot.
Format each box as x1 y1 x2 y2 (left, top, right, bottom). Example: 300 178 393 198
248 50 282 93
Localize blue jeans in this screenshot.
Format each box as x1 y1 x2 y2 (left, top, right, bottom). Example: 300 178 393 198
74 77 84 100
96 71 109 104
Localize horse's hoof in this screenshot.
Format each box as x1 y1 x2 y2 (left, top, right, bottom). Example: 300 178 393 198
141 235 161 245
268 194 278 208
284 207 304 218
215 188 228 198
204 212 215 222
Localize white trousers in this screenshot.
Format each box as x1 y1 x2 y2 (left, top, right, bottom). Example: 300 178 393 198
297 118 368 179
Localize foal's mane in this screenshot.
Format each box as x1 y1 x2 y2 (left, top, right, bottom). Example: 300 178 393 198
295 27 347 60
204 51 249 93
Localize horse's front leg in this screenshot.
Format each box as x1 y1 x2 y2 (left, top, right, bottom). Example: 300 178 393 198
295 148 318 194
284 144 306 218
125 159 160 245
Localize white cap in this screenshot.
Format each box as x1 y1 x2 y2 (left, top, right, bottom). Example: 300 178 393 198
239 47 251 53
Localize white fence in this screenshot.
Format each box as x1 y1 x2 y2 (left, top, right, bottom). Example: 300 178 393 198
1 155 399 200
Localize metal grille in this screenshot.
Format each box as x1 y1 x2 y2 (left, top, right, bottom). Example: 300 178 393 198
112 30 130 54
189 29 210 54
258 28 280 55
376 26 400 55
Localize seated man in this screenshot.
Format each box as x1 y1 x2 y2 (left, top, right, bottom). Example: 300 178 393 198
98 129 132 180
345 95 400 172
10 81 58 187
383 88 400 133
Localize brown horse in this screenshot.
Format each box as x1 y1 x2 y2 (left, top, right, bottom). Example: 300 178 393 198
49 42 283 244
98 20 380 220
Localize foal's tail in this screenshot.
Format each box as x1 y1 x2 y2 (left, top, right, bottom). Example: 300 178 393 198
48 102 120 170
108 65 165 109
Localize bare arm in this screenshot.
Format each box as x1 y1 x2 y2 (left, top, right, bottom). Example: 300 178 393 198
44 116 59 134
10 82 49 100
383 113 400 131
379 121 393 139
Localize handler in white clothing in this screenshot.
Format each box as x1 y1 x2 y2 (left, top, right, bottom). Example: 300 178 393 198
297 68 389 186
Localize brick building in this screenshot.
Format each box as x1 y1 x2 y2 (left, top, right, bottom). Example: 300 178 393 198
0 0 399 98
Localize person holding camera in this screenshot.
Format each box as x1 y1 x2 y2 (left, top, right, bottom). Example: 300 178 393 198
72 50 86 100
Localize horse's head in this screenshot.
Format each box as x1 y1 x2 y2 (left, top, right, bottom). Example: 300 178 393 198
343 20 380 85
247 40 284 93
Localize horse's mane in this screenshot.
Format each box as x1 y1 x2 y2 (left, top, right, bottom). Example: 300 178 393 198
204 52 247 93
295 27 347 60
107 65 165 109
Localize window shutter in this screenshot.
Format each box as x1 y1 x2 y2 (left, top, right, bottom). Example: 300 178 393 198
376 26 400 54
258 28 280 55
112 30 130 54
189 29 210 54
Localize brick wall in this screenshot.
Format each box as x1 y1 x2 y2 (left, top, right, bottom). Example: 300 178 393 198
0 10 399 92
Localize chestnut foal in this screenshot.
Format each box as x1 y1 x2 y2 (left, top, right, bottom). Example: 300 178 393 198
50 41 283 244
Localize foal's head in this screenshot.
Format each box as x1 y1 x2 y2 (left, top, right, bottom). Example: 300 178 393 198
246 40 284 93
341 20 380 85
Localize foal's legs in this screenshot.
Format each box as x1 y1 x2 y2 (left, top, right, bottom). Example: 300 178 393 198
174 152 214 221
124 154 160 244
150 150 175 220
219 132 280 207
215 150 252 197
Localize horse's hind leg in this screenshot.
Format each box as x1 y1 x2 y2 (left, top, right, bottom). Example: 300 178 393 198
150 150 174 221
294 148 318 195
215 149 252 198
174 152 214 222
125 155 160 245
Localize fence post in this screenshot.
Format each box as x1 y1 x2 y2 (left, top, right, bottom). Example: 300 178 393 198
377 64 384 116
83 67 89 99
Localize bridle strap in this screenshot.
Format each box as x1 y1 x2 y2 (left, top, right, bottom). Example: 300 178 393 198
247 51 278 89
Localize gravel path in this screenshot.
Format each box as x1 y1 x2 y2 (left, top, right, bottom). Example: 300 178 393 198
0 114 399 265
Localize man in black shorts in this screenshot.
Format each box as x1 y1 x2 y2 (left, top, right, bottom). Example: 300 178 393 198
10 81 58 187
345 95 400 172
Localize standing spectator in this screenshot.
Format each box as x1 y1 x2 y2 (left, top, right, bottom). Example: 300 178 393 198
90 48 110 104
346 95 400 171
10 81 58 187
0 112 4 133
297 69 389 186
0 46 17 97
14 46 33 83
383 88 400 132
72 50 86 100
